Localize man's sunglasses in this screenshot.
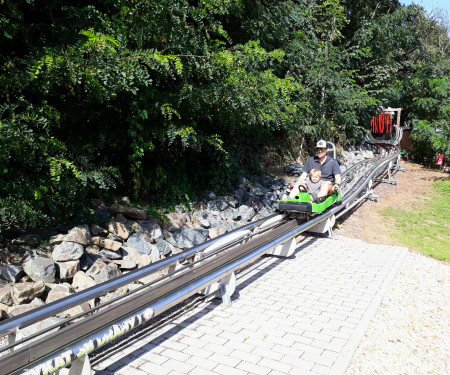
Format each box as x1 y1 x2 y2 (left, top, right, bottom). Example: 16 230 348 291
316 148 327 152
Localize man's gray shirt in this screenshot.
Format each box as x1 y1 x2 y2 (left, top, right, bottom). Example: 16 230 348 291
302 156 341 183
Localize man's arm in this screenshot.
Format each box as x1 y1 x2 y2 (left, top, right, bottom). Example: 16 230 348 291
333 174 342 191
331 159 342 192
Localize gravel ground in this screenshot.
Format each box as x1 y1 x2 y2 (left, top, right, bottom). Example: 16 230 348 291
345 251 450 375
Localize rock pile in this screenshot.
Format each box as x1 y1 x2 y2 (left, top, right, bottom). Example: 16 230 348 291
340 148 375 167
0 176 290 321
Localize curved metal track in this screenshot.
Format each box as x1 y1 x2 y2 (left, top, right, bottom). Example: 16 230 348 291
0 141 403 375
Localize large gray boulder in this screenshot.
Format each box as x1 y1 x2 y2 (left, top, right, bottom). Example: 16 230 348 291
201 211 222 228
86 259 122 284
72 271 96 292
131 220 163 242
235 206 256 222
0 265 25 283
12 281 45 305
167 228 209 250
119 245 141 269
126 233 153 255
156 238 174 257
220 208 236 221
0 285 13 306
109 203 147 220
56 260 80 280
23 257 56 283
93 262 122 284
107 222 131 240
52 242 85 261
64 225 92 246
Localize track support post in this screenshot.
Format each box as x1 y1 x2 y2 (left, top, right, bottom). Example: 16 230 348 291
307 215 336 239
366 179 379 201
198 272 236 306
57 354 92 375
219 273 234 307
374 161 398 185
392 155 406 172
267 237 296 257
7 327 23 350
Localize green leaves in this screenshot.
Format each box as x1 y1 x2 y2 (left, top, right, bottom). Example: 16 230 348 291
80 29 120 53
1 0 449 230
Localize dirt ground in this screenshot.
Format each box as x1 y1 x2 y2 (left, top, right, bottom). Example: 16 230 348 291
331 161 449 246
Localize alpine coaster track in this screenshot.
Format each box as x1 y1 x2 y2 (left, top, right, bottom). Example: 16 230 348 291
0 137 404 375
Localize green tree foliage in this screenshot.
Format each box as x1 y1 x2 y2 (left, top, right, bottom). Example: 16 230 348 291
343 3 450 163
0 0 449 230
222 0 377 148
403 9 450 165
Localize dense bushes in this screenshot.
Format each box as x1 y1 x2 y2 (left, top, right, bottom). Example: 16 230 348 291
0 0 449 230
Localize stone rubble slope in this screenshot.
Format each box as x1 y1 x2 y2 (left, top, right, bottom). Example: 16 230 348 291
0 175 291 322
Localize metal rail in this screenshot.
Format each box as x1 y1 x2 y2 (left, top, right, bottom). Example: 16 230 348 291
0 214 282 338
0 142 401 375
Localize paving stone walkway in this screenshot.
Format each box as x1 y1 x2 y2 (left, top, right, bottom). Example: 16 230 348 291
92 235 407 375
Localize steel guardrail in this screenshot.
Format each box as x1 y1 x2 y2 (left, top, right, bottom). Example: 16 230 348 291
0 214 281 338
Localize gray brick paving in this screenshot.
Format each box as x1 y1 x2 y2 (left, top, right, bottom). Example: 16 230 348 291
92 235 407 375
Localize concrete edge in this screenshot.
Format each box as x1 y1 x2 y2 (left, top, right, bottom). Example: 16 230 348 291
330 245 409 375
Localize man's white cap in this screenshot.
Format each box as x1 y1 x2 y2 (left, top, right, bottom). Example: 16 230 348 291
316 140 327 148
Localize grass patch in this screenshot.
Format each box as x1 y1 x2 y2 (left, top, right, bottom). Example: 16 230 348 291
381 179 450 261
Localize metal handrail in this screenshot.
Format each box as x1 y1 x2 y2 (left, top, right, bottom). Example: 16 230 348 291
2 220 311 375
0 214 280 337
